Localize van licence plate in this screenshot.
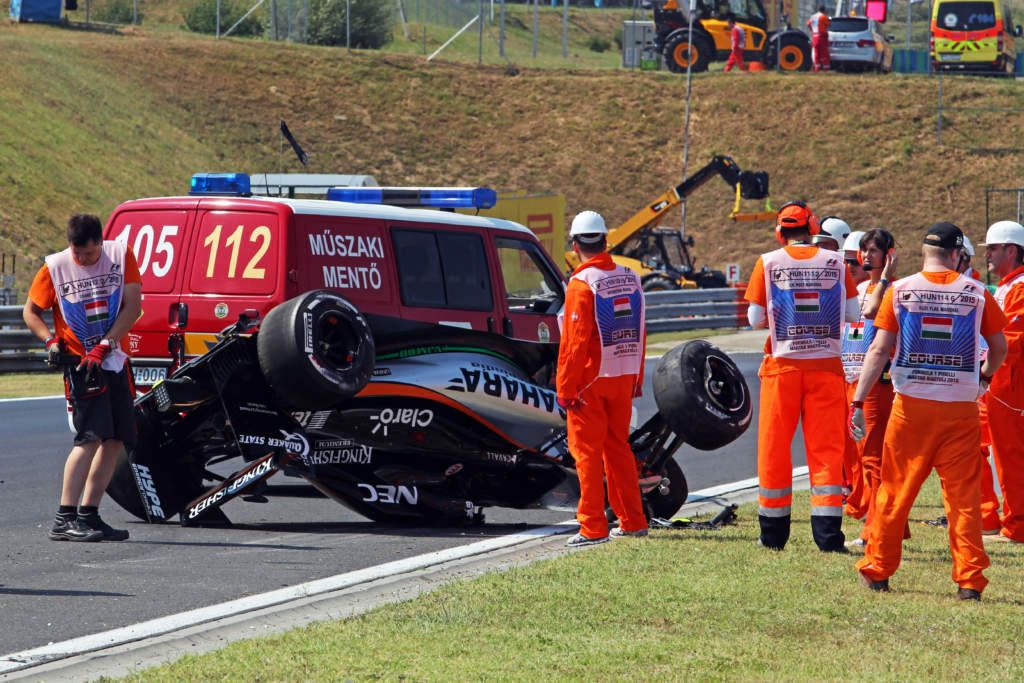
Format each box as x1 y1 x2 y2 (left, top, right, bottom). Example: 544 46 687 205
831 40 855 47
940 53 961 61
133 365 168 385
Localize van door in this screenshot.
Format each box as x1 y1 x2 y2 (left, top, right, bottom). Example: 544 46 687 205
179 207 285 358
390 226 499 333
106 207 195 385
492 234 565 343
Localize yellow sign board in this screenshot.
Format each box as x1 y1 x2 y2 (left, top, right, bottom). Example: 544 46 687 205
458 192 566 265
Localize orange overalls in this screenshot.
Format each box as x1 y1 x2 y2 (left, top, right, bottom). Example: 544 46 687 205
557 252 647 540
985 265 1024 541
841 280 901 542
746 245 857 551
856 271 1006 592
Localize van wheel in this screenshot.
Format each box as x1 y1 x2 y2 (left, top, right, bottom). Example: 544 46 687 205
106 407 205 522
257 290 376 409
644 458 688 520
653 340 752 451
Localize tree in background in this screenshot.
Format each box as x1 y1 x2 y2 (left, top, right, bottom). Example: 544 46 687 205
184 0 263 36
94 0 144 24
307 0 395 49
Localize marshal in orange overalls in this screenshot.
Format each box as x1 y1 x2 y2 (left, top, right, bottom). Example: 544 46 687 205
747 244 858 551
985 264 1024 541
855 271 1007 592
557 252 648 540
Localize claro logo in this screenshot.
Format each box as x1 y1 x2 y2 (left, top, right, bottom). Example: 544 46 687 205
358 483 419 505
130 463 165 519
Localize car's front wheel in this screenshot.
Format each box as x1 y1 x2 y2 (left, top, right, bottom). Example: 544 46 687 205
653 340 752 451
257 290 376 409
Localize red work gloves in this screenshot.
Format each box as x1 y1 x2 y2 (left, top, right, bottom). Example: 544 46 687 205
848 401 866 441
557 396 581 411
78 339 112 378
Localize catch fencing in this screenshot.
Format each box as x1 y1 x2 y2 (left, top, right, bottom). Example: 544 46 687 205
0 288 747 373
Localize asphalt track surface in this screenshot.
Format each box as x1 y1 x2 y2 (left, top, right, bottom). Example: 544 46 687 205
0 350 810 654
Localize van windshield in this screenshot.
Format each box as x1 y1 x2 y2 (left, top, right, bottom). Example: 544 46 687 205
937 1 997 30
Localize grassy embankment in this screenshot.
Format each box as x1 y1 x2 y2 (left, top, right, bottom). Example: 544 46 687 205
3 16 1024 290
120 476 1024 680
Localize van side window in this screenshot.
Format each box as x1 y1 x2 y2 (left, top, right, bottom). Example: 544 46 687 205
494 236 565 315
392 228 493 310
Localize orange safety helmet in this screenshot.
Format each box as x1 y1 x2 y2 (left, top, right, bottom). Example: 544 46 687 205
774 201 820 245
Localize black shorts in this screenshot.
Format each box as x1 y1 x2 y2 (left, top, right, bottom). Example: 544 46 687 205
66 367 137 447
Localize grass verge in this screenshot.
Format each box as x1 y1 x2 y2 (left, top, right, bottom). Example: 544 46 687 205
120 475 1024 680
0 372 64 399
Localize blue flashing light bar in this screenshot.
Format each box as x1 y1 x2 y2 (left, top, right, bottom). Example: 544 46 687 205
326 186 498 210
190 173 252 196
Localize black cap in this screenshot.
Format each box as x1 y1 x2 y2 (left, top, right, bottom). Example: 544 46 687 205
924 222 964 250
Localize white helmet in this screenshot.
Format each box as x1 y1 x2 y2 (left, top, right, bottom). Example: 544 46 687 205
843 230 865 253
819 216 852 243
569 210 608 237
982 220 1024 248
961 235 975 257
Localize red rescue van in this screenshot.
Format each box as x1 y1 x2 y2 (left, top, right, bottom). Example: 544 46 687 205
105 176 567 389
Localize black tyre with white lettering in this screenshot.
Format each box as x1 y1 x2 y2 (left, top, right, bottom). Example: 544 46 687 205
653 340 751 451
257 290 375 410
106 406 206 522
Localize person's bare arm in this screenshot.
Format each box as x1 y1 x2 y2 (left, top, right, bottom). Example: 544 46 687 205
853 328 896 403
23 299 53 343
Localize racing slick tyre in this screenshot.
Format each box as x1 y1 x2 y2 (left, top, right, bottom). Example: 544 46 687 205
642 275 679 292
644 458 688 520
665 31 712 73
653 340 751 451
257 290 375 410
106 407 206 522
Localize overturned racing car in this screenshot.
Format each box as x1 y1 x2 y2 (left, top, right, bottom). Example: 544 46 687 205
107 290 752 526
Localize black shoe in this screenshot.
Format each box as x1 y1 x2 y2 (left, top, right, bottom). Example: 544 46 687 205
823 546 851 554
48 517 103 542
957 588 982 601
79 514 130 541
860 572 890 592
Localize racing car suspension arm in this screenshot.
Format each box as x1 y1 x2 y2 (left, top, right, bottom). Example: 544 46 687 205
629 414 684 475
180 450 300 526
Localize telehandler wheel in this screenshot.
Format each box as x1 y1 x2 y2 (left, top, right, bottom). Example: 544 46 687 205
642 276 679 292
665 31 712 73
775 34 811 71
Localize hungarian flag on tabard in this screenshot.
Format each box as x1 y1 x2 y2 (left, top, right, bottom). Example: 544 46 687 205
921 316 953 340
847 322 864 340
613 297 632 318
794 291 819 312
85 299 109 323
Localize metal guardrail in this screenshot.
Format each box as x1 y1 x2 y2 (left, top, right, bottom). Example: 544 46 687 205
0 306 52 374
644 287 748 334
0 288 748 373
